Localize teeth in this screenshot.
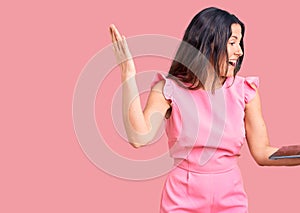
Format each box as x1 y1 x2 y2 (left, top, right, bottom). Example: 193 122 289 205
229 61 236 66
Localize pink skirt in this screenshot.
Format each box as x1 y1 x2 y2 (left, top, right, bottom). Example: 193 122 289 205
160 165 248 213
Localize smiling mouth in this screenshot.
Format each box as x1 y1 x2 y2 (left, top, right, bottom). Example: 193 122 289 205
228 60 237 67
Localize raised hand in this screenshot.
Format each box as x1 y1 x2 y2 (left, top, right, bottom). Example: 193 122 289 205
109 24 136 80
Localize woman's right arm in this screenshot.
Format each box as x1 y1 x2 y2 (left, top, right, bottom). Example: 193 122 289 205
109 24 171 148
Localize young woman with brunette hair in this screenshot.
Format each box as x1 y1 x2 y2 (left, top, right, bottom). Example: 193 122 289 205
109 7 300 213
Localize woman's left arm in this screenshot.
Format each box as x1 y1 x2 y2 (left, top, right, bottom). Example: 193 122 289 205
245 85 300 166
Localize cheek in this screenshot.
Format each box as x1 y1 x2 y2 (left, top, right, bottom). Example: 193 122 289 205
219 63 227 76
227 45 233 57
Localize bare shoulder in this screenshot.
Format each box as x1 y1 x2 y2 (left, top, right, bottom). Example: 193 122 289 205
145 80 170 113
245 87 261 116
151 79 166 92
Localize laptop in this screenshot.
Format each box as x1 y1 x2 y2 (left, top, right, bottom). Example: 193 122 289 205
269 145 300 160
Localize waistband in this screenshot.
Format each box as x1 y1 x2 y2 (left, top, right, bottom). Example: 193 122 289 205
174 157 238 174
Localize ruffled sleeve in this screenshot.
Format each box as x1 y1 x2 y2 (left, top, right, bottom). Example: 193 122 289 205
151 72 174 103
244 77 259 104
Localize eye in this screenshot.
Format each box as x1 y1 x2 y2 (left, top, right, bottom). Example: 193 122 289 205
229 41 235 46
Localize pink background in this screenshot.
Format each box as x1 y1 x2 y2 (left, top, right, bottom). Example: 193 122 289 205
1 0 300 212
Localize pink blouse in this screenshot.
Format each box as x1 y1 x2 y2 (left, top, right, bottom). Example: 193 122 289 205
151 73 259 173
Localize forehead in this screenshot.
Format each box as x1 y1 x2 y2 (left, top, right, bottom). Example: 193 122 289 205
230 24 242 39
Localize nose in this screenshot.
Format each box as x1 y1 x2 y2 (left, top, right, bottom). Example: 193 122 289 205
235 45 243 57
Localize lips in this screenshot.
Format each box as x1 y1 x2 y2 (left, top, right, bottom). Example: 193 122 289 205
228 59 237 67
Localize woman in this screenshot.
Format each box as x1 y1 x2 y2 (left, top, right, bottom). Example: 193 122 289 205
109 7 300 213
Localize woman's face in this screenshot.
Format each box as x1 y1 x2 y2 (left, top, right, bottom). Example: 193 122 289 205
220 23 243 77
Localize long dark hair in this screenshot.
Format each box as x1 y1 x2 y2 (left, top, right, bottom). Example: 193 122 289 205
168 7 245 91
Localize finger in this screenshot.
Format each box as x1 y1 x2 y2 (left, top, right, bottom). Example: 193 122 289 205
110 28 122 53
111 25 122 41
110 25 121 46
111 25 124 51
121 35 132 59
113 26 125 51
121 35 127 52
111 34 119 53
110 25 119 44
109 25 116 42
109 24 114 35
109 24 115 33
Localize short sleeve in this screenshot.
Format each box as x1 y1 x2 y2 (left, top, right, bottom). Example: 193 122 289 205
151 72 174 103
244 77 259 104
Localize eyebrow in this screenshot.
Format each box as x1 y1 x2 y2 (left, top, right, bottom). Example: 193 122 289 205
230 34 243 40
